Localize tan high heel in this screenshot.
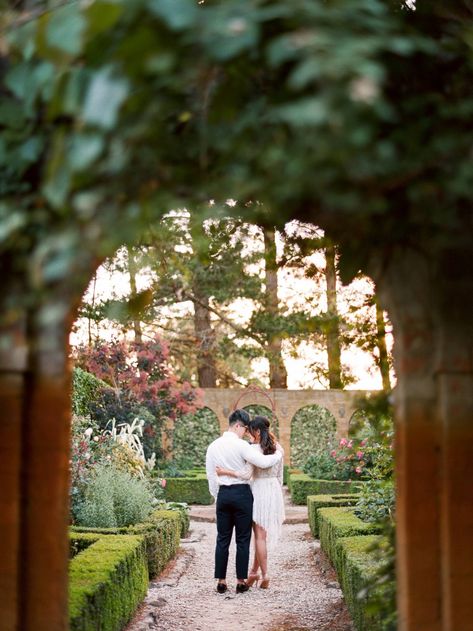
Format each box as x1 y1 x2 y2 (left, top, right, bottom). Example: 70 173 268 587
247 572 260 587
260 576 270 589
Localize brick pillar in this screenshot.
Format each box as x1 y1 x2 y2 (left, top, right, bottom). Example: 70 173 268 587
379 248 473 631
434 254 473 631
0 308 71 631
0 320 26 631
379 253 442 631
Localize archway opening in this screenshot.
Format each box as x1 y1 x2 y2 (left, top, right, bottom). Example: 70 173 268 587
289 405 337 468
242 404 279 438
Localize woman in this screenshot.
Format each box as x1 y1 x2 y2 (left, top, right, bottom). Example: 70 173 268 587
215 415 285 589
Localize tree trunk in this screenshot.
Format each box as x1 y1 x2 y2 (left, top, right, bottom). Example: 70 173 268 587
325 244 343 389
127 246 143 344
375 297 391 391
263 227 287 389
192 283 217 388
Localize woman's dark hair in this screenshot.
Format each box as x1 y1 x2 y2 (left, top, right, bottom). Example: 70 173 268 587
249 416 276 455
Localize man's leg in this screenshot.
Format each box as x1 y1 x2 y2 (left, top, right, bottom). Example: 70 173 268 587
215 488 234 580
233 485 253 580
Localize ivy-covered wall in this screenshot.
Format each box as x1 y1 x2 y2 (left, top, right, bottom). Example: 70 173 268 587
290 405 337 467
171 407 220 468
243 404 279 438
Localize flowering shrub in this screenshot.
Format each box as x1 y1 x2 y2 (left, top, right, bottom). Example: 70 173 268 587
73 335 202 456
303 436 370 481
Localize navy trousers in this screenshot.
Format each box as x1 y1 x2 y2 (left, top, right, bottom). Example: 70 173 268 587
214 484 253 580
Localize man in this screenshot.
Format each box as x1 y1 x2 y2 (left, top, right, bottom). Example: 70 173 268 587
205 408 282 594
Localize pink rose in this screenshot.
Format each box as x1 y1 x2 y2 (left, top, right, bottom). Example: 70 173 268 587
339 438 348 447
161 479 167 488
356 451 364 459
360 440 366 447
330 450 337 457
347 440 353 448
355 466 362 474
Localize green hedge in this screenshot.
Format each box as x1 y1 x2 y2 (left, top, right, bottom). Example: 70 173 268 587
69 533 148 631
336 535 385 631
72 366 110 417
71 509 181 578
289 473 363 505
318 507 382 572
165 473 213 504
307 494 360 538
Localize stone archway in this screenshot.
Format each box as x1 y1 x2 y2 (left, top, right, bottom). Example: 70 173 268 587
200 388 368 464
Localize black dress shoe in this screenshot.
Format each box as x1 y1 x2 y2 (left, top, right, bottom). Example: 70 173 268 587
217 582 227 594
236 582 249 593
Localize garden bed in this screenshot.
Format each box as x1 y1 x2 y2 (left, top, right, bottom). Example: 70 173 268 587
289 473 363 505
71 509 182 577
307 493 361 538
69 533 148 631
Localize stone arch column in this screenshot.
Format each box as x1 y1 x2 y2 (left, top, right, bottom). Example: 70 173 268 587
376 247 473 631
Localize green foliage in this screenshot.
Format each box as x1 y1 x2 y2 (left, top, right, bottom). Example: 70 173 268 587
352 395 395 523
164 474 213 505
303 450 343 480
72 367 111 417
75 464 154 528
335 535 387 631
69 534 148 631
243 404 279 438
318 507 382 571
289 473 362 505
69 532 99 559
307 493 360 538
290 406 336 467
154 501 190 538
71 508 182 578
171 407 220 468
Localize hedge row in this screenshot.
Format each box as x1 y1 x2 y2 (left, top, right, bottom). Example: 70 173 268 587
315 505 386 631
289 473 363 505
71 509 181 578
318 507 382 572
307 493 360 538
336 535 385 631
165 473 213 504
69 533 148 631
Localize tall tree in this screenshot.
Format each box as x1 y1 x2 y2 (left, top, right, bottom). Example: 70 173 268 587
126 246 143 344
263 227 288 388
324 243 343 389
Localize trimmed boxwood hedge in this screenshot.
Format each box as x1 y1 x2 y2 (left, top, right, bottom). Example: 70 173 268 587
318 507 382 572
336 535 385 631
165 473 213 504
71 509 181 578
307 493 360 538
69 533 148 631
289 473 363 505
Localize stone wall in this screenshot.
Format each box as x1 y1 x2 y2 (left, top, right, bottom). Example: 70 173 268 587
200 388 372 464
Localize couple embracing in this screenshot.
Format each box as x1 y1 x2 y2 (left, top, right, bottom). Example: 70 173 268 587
205 409 285 594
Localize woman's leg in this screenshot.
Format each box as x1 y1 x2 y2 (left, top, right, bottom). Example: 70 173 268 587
253 523 268 578
250 523 260 575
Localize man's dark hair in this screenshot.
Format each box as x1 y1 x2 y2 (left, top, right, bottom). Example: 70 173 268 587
229 408 250 427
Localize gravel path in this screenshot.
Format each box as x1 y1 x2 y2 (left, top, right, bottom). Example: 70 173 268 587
126 517 354 631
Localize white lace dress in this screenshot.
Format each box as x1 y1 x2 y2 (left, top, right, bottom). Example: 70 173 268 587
237 444 285 547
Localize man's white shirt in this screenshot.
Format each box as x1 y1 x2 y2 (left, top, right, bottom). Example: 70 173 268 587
205 431 282 500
